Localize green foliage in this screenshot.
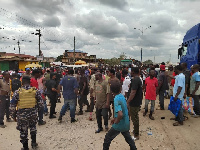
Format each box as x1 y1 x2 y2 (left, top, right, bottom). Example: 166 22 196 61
143 59 153 65
55 55 63 62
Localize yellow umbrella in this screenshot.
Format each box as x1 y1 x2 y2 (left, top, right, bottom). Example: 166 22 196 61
25 63 42 68
75 60 86 65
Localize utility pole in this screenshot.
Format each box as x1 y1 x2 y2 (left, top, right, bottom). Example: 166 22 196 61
35 29 41 56
74 36 75 64
17 40 20 54
141 48 142 62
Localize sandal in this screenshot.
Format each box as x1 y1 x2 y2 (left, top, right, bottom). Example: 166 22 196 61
183 116 189 121
173 122 183 126
170 118 175 120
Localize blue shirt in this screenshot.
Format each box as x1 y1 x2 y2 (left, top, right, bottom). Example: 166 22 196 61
173 73 185 99
60 76 78 100
112 94 130 132
190 72 200 95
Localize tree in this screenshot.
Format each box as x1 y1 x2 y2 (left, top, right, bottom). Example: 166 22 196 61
55 55 63 62
143 59 153 65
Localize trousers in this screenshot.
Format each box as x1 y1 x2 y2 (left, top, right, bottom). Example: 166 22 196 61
96 108 108 129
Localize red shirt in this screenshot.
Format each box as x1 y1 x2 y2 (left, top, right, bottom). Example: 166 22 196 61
171 72 176 87
145 77 158 100
30 78 38 89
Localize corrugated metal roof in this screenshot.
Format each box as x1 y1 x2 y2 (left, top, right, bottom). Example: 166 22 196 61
67 50 87 53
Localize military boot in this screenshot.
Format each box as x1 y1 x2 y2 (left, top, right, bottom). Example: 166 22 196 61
143 109 148 116
21 140 29 150
31 134 38 149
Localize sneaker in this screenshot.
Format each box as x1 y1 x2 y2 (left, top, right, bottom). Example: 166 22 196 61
58 116 62 123
71 118 77 123
143 112 147 116
149 115 155 120
173 121 183 126
95 128 103 133
38 121 46 125
77 111 83 115
191 114 200 118
31 142 38 149
53 112 57 114
132 135 139 141
105 125 109 131
49 115 56 119
44 112 48 116
0 124 6 128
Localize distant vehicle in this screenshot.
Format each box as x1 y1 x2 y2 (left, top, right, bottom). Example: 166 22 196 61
179 23 200 70
120 59 133 66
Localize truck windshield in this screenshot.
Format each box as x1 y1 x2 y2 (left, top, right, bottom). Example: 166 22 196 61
183 46 187 56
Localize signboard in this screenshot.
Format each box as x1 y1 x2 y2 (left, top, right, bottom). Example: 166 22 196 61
36 55 44 61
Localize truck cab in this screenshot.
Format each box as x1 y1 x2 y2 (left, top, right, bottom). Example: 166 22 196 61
179 23 200 70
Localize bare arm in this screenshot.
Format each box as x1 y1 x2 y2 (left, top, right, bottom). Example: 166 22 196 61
192 81 200 95
174 86 182 101
127 90 137 105
114 111 123 124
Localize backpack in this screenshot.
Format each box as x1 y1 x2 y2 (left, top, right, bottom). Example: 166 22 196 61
11 78 21 92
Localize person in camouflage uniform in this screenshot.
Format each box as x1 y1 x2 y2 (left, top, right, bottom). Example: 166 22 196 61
10 76 43 150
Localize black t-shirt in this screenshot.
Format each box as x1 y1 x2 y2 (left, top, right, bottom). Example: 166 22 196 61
55 72 62 87
79 76 89 95
129 77 143 107
45 79 57 96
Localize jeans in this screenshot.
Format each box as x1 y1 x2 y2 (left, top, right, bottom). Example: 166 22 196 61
145 99 155 112
96 108 108 129
38 105 44 122
60 99 76 119
193 95 200 115
130 106 140 136
177 103 183 123
159 90 165 109
103 127 137 150
43 100 48 113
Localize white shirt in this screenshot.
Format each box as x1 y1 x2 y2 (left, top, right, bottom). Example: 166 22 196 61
122 76 131 96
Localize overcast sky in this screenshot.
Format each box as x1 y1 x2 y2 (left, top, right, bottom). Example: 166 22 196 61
0 0 200 63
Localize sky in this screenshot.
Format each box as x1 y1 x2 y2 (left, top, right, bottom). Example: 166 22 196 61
0 0 200 63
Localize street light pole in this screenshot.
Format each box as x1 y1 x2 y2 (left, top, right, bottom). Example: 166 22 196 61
134 26 151 63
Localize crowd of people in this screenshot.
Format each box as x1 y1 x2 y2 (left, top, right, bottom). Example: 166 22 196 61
0 62 200 150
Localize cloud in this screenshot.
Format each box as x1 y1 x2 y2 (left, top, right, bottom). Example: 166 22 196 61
43 16 61 27
75 11 129 38
84 0 128 10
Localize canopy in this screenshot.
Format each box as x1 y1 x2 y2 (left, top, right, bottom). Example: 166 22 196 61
75 60 86 65
25 63 42 68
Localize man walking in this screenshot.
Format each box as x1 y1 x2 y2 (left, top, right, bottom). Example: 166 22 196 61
58 69 79 123
95 72 110 133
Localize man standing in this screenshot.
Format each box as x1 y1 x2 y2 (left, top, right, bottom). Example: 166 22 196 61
181 63 191 98
10 76 43 149
95 72 110 133
173 65 185 126
78 69 90 115
127 67 143 140
167 65 174 97
45 73 58 119
121 69 131 99
190 64 200 117
0 71 11 128
157 64 169 110
89 68 96 120
58 69 79 123
143 70 158 120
